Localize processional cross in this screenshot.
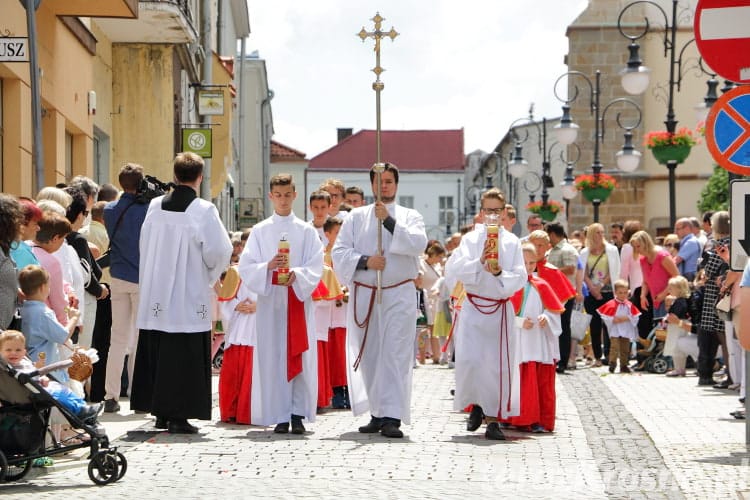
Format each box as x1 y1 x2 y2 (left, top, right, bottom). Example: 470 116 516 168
357 12 398 304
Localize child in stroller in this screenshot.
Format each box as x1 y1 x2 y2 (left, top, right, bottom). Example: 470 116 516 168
0 332 126 484
1 330 102 424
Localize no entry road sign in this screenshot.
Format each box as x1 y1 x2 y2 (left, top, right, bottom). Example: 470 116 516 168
705 86 750 176
695 0 750 83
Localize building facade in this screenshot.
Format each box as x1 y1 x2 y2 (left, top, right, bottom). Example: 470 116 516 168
565 0 714 233
1 0 257 229
307 129 465 241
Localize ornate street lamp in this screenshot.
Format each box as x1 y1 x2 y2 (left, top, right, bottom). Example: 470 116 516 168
553 70 643 223
616 0 723 226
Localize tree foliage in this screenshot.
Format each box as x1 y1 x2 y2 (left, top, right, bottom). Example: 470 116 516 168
697 165 729 213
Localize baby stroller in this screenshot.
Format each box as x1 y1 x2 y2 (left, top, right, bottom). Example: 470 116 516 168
0 357 126 485
634 318 669 374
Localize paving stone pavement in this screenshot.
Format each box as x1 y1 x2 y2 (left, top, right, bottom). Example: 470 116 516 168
1 363 748 498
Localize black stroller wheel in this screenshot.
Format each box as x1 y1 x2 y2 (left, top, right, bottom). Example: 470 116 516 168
87 452 119 485
651 358 669 374
212 345 224 369
3 459 32 482
114 451 127 480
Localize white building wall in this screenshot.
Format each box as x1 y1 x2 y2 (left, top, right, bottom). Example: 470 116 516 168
306 171 463 242
234 54 272 221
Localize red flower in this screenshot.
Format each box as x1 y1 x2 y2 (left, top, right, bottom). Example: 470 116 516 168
574 173 617 191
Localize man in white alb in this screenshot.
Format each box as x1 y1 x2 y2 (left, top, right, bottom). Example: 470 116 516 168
332 163 428 438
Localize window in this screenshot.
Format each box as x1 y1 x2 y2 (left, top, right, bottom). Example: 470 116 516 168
399 196 414 208
93 126 110 184
439 196 454 225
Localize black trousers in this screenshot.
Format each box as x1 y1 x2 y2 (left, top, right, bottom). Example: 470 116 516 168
697 326 720 380
89 288 111 402
131 329 212 420
558 298 575 371
585 292 613 360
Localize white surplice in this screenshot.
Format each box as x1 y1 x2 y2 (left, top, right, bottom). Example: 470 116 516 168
515 279 562 364
238 213 324 426
444 224 526 419
137 197 232 333
219 281 258 349
331 202 427 425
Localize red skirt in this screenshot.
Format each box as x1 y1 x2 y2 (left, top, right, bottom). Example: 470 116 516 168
317 341 333 408
327 327 348 387
500 361 556 431
218 345 253 424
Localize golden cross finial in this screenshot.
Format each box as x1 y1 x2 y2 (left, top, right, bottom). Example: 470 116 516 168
357 12 398 81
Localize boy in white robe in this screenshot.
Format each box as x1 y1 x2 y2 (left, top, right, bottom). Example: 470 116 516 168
332 163 428 438
502 244 563 433
238 174 324 434
597 279 640 374
444 188 526 440
217 265 257 424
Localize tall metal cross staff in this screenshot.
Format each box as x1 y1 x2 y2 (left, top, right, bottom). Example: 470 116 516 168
357 12 398 303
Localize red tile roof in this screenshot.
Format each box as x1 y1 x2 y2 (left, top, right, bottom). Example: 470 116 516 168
309 129 465 171
271 140 307 162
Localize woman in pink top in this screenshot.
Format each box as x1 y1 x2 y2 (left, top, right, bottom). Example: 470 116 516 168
629 230 679 318
619 220 652 340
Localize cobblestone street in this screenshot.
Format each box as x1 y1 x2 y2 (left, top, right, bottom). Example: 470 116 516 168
2 363 748 499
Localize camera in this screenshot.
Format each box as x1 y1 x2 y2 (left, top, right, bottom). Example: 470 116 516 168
135 175 175 204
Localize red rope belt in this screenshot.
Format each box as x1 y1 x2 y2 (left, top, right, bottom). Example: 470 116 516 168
465 292 513 414
351 278 414 371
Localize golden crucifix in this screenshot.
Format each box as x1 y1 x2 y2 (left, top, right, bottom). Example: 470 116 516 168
357 12 398 303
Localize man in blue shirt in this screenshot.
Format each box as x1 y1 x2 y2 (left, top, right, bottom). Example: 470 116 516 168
674 217 700 282
101 164 149 413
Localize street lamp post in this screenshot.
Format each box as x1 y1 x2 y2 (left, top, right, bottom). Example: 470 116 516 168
553 70 643 223
616 0 701 227
505 115 562 221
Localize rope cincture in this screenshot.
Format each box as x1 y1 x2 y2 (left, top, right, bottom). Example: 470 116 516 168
351 279 414 371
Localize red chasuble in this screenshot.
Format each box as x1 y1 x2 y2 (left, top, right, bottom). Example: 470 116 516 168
536 259 576 303
511 275 566 314
596 298 640 319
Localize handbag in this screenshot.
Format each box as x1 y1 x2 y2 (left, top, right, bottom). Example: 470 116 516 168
715 292 733 322
570 303 591 341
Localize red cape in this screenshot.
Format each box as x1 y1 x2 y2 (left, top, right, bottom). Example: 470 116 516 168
536 259 576 302
511 275 565 315
597 299 640 318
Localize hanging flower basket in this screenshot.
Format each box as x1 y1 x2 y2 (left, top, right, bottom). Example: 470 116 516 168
537 208 558 222
581 186 613 203
575 173 616 203
526 200 563 222
650 144 692 165
644 127 699 165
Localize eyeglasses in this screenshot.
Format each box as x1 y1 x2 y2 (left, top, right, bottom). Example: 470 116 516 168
482 207 505 214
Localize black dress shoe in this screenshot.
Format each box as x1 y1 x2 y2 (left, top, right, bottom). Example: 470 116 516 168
274 422 289 434
485 422 506 440
698 378 715 386
291 415 305 435
380 421 403 438
714 380 731 389
155 417 169 429
467 404 484 432
168 419 198 434
358 417 383 433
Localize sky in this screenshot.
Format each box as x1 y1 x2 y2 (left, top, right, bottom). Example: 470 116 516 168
244 0 590 159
